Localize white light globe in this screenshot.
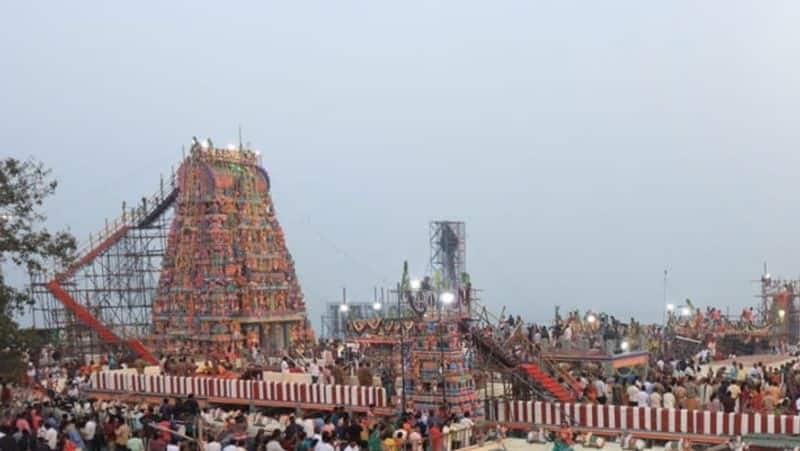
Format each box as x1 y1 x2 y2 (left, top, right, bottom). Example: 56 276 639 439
440 292 455 305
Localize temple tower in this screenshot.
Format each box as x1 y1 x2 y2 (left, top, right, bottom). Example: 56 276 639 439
404 277 482 418
151 141 310 356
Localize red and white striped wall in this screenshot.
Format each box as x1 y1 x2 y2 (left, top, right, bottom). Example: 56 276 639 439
493 400 800 436
90 372 386 408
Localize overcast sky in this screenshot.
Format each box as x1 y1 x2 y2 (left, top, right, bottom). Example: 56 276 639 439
3 1 800 330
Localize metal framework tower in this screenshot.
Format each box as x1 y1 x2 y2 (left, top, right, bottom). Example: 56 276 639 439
429 221 466 289
756 267 800 343
30 174 177 362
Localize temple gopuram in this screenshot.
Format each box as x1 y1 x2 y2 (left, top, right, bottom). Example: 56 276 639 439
348 273 482 418
151 140 311 355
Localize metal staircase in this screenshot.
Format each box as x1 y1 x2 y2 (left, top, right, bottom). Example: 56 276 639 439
465 300 582 402
34 177 179 364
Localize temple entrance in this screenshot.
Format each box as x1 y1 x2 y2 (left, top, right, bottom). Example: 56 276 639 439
260 322 292 354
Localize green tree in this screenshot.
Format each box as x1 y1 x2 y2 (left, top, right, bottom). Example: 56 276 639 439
1 158 76 352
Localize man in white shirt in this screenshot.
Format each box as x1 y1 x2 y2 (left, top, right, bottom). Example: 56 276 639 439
663 390 676 409
649 390 662 408
594 379 606 401
636 390 650 407
38 423 58 451
204 438 222 451
281 358 290 374
26 363 37 386
626 384 639 407
310 360 320 384
314 432 335 451
82 416 97 447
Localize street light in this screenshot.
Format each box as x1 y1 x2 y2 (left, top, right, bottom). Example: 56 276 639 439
587 314 596 324
410 279 422 291
440 291 455 305
438 290 456 413
680 307 690 317
666 304 675 312
373 302 382 311
396 282 408 413
339 303 349 313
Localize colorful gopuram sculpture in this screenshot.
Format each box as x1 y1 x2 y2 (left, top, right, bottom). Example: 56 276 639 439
403 277 482 418
151 140 311 356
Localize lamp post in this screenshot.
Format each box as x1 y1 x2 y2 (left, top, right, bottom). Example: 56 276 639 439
439 291 455 412
373 286 382 317
339 287 349 339
662 269 669 325
665 303 675 328
400 280 422 414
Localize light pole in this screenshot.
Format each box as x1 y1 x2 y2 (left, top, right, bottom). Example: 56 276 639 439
439 291 455 412
665 303 675 327
373 286 382 317
339 287 349 340
662 269 669 325
398 282 404 413
400 280 422 414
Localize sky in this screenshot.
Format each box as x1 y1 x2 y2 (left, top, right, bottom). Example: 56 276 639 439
3 1 800 331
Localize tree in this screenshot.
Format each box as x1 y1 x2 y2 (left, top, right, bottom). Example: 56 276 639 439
0 158 76 353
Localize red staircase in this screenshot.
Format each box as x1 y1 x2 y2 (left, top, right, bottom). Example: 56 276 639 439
519 363 575 402
47 279 158 364
41 187 179 366
126 339 158 364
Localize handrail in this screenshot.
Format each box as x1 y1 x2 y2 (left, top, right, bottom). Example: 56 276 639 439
469 299 582 400
50 168 179 278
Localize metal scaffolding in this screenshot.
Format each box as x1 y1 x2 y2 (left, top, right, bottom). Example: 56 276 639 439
756 267 800 343
30 174 177 361
429 221 466 290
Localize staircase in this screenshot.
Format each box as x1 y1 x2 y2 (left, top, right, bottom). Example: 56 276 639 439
43 186 178 365
466 324 519 367
519 363 574 403
46 281 158 364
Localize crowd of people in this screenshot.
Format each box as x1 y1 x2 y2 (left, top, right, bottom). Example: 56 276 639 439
562 356 800 415
468 303 800 418
0 338 478 451
7 299 800 451
0 381 478 451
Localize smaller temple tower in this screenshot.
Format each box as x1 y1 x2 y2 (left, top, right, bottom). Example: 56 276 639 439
404 276 482 418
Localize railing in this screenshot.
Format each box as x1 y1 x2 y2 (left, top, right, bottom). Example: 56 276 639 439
44 169 179 280
490 400 800 438
469 299 582 399
90 371 388 409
